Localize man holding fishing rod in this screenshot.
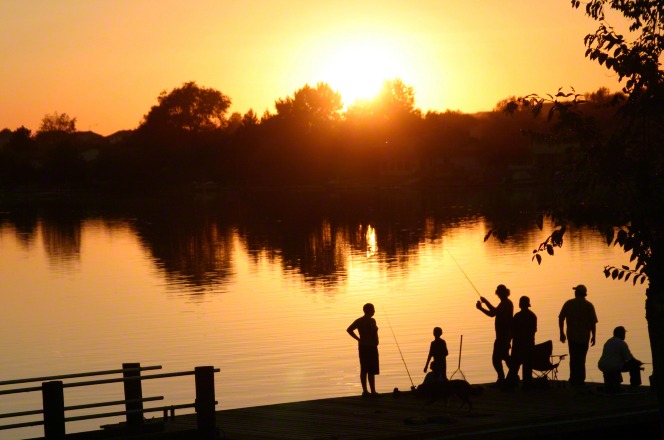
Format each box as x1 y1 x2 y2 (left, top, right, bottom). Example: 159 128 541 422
347 303 380 397
476 285 514 386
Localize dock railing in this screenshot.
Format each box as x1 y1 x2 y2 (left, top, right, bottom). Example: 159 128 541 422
0 363 220 439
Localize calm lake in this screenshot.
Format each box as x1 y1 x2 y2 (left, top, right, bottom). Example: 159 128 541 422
0 187 651 438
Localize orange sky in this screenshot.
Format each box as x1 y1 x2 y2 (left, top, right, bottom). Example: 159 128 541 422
0 1 629 135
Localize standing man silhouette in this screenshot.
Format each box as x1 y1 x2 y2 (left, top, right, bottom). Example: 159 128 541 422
506 296 537 389
347 303 379 397
476 284 514 386
559 284 598 387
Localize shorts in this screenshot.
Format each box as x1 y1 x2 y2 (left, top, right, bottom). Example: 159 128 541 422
359 345 380 375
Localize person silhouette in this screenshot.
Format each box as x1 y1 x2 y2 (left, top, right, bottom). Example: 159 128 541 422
347 303 379 397
423 327 448 380
559 284 598 387
423 360 445 384
506 296 537 389
598 326 643 393
476 284 514 386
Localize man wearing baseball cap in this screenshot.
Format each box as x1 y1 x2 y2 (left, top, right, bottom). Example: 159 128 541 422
559 284 598 387
598 326 643 393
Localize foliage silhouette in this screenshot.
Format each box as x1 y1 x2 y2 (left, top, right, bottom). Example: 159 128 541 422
38 111 77 134
490 1 664 431
140 81 232 134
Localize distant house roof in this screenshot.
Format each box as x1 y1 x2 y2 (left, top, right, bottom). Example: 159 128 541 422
106 130 134 144
73 131 105 144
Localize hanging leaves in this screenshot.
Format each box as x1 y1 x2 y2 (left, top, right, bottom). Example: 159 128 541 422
603 264 648 285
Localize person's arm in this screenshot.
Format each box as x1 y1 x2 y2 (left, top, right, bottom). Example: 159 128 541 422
347 322 360 342
424 353 432 373
559 316 566 343
476 297 495 316
590 306 598 347
424 341 435 372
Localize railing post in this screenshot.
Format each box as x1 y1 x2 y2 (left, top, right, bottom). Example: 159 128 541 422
194 366 217 437
42 380 65 439
122 362 144 428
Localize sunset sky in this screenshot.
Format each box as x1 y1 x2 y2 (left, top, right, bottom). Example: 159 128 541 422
1 1 630 135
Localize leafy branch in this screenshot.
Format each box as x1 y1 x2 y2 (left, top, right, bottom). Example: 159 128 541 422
530 215 566 265
604 264 647 285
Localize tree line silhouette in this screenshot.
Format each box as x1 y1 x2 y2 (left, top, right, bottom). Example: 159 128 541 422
0 79 621 191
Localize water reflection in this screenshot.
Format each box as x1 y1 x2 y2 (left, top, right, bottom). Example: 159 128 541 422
0 188 557 294
133 208 236 294
0 187 650 440
42 214 82 269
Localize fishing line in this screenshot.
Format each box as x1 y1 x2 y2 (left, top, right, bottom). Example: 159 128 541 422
445 249 482 298
382 306 416 390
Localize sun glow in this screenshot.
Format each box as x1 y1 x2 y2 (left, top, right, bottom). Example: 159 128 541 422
320 41 404 107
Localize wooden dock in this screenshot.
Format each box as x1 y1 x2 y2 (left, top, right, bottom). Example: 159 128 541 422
92 382 660 440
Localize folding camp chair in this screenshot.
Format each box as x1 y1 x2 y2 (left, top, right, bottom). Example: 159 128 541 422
531 340 567 387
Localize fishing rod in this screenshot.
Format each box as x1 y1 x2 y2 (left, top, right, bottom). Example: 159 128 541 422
382 306 416 390
446 249 482 298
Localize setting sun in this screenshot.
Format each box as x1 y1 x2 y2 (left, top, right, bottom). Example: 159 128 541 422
319 40 405 106
0 1 632 134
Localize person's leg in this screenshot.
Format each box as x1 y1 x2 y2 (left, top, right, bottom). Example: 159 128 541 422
492 340 507 381
359 347 369 395
624 359 642 386
567 342 578 384
505 348 521 387
578 341 589 384
505 362 521 387
568 341 588 385
502 346 512 375
365 346 379 395
603 371 622 393
522 346 533 388
368 373 377 394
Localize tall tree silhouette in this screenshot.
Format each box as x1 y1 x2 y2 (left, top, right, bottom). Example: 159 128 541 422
346 78 417 122
139 81 231 134
248 83 343 185
38 112 77 134
274 82 343 127
133 82 233 185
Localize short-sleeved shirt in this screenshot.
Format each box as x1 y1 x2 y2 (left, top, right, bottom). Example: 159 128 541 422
598 336 633 373
428 338 448 362
512 309 537 347
559 297 598 343
348 316 379 347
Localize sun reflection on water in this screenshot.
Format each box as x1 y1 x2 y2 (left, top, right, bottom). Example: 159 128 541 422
366 225 377 258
